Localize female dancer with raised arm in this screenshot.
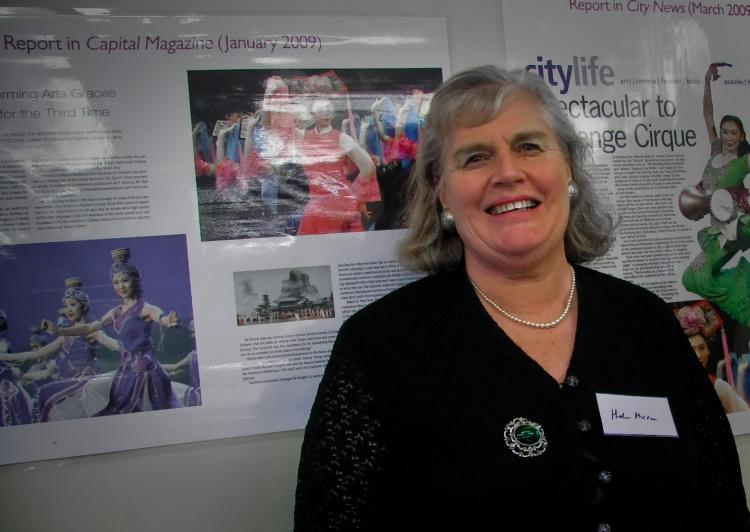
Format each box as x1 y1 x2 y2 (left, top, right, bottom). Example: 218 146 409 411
1 278 119 421
44 248 182 414
696 62 749 196
682 63 750 325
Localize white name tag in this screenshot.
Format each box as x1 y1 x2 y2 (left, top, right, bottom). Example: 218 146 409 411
596 393 678 437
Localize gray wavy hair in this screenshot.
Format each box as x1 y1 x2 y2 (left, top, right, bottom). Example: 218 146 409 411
399 65 615 273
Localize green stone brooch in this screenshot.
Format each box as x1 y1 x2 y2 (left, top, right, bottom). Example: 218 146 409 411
503 417 548 458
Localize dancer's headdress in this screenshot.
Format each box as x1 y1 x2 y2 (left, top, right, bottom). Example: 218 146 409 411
110 248 141 280
62 277 90 308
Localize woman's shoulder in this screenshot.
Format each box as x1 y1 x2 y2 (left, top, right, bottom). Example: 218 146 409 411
341 269 462 332
576 264 670 313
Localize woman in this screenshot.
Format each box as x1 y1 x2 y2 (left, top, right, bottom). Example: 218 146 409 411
21 326 58 401
297 98 376 235
361 93 427 230
675 303 749 414
2 278 119 421
682 63 750 325
0 309 33 426
696 62 750 196
162 317 201 407
44 248 181 415
295 67 749 530
241 77 309 235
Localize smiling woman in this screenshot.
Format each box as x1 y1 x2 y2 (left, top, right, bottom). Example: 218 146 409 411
294 67 750 531
437 91 573 277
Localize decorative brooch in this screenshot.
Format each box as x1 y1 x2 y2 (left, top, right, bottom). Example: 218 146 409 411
504 417 548 458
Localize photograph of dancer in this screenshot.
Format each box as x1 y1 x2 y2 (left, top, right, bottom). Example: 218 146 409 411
680 62 750 327
0 234 197 426
673 300 750 414
188 68 442 241
21 326 58 399
297 98 375 235
43 248 183 415
0 278 120 422
162 317 201 408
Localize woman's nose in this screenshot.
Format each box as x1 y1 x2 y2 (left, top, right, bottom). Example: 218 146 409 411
490 151 525 185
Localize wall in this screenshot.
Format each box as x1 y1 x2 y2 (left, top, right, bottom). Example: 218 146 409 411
0 2 748 531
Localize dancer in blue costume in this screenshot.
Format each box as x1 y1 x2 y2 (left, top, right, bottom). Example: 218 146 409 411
21 327 57 406
44 248 182 415
0 309 33 426
162 318 201 407
3 278 119 421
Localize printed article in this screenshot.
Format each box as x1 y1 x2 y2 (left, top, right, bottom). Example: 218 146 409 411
0 15 449 464
503 0 750 432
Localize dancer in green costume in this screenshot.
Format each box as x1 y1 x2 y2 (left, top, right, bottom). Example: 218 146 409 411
682 62 750 325
683 155 750 325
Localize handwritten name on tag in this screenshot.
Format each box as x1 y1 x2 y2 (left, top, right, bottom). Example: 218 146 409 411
595 393 678 437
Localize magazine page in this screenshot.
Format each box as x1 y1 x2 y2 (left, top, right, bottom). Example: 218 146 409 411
0 15 448 464
502 0 750 433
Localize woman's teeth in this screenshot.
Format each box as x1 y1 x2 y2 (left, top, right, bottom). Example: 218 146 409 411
488 200 538 215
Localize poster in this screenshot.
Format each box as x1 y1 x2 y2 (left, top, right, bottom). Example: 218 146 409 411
502 0 750 433
0 15 448 464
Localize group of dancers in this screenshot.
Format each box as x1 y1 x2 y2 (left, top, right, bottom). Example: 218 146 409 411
0 248 200 427
193 72 431 237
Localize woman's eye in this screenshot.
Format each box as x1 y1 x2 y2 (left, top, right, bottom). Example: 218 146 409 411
462 153 489 167
517 143 541 153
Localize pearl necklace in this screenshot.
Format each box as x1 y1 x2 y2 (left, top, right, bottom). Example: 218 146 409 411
470 265 576 329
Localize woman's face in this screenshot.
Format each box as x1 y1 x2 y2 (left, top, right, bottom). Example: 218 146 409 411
112 272 136 299
689 334 710 368
720 120 744 154
313 107 333 129
438 91 572 271
63 297 85 322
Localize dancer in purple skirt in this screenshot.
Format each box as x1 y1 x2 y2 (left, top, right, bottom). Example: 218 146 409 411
44 248 182 415
3 278 119 421
162 318 201 407
0 309 33 426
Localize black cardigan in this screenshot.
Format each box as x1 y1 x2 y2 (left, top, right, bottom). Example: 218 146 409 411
295 265 750 531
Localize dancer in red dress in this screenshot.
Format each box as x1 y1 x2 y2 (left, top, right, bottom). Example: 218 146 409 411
297 99 375 235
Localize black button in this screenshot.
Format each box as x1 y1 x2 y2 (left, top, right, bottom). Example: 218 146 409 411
565 375 580 387
598 470 613 484
597 523 611 532
578 419 592 432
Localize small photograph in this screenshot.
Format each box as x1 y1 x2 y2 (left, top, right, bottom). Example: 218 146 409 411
234 266 334 325
187 67 443 241
0 234 200 427
671 299 750 415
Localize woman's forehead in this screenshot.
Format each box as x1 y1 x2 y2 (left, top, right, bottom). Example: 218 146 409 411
444 87 541 130
448 93 551 141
